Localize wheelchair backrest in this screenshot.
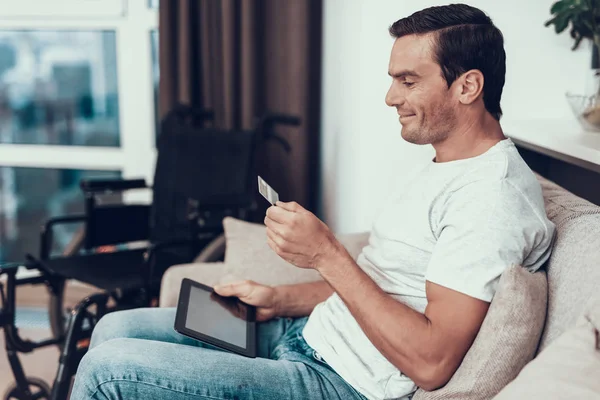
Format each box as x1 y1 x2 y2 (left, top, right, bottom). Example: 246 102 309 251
150 112 256 243
84 201 150 249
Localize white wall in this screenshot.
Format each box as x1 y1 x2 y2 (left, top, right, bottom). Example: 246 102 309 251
320 0 589 233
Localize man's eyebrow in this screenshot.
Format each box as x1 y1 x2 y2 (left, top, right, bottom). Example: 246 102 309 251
388 70 421 79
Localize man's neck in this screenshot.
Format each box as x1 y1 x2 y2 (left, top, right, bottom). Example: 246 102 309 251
433 114 506 163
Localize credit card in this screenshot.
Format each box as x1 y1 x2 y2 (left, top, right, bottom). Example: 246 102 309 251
258 176 279 205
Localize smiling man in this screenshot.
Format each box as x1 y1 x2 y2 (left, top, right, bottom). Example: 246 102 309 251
71 4 555 400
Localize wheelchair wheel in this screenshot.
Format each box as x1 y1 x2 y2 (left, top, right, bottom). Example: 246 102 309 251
3 377 51 400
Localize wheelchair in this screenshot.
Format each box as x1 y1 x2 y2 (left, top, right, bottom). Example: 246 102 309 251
0 107 300 400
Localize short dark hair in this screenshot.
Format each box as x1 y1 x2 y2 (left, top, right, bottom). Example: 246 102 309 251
389 4 506 121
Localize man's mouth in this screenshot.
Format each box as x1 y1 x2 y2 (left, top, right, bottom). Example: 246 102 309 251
398 114 415 119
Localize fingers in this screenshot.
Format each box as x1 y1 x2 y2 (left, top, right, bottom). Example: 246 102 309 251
267 234 300 261
275 201 303 212
266 235 279 253
266 201 306 222
213 280 254 298
210 292 248 320
265 207 300 237
264 213 285 234
265 205 289 224
266 228 294 252
266 202 315 226
265 222 288 244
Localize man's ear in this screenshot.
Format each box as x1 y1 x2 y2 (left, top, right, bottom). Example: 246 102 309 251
457 70 484 105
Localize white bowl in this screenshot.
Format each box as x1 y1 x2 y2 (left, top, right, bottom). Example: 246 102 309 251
566 92 600 133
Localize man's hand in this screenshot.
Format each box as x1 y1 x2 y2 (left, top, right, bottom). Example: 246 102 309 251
209 292 251 321
213 280 280 322
264 201 345 269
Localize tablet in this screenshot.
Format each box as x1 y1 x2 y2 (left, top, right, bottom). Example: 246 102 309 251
174 278 257 358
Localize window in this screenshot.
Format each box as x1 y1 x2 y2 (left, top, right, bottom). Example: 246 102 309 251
0 1 158 265
0 167 120 262
151 29 159 139
0 0 125 18
0 30 120 146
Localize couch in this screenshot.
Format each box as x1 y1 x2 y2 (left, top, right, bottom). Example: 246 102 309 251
159 174 600 399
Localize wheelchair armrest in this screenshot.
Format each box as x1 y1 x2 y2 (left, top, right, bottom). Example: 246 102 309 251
190 193 256 214
40 215 86 260
80 178 148 193
147 239 195 256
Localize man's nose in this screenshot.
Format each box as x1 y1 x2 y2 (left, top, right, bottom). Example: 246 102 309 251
385 83 402 108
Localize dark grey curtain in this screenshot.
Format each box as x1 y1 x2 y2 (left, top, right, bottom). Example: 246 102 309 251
159 0 322 213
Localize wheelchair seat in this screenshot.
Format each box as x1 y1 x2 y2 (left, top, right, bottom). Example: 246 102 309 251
41 250 147 292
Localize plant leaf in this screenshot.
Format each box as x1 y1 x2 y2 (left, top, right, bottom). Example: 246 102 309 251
551 0 571 13
555 14 572 33
545 15 559 27
572 34 584 49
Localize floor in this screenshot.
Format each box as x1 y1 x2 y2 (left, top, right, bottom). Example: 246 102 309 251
0 280 98 398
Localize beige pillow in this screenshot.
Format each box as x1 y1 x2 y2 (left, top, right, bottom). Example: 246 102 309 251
221 217 369 286
493 295 600 400
414 265 548 400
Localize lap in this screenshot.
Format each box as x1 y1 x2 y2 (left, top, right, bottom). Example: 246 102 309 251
75 308 366 399
73 336 364 400
90 308 299 358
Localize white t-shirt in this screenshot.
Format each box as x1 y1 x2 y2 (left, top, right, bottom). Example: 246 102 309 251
302 139 556 400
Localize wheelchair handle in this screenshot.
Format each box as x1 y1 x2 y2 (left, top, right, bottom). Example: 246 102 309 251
261 113 301 127
256 113 301 154
80 178 147 193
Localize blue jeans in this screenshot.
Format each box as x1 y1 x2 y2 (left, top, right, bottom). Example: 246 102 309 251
70 308 367 400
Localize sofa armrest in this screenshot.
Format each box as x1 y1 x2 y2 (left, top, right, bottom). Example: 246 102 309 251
159 231 371 308
160 262 226 307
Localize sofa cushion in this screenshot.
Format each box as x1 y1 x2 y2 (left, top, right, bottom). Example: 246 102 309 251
493 294 600 400
159 219 369 307
160 262 227 307
221 216 369 286
413 265 547 400
535 174 600 351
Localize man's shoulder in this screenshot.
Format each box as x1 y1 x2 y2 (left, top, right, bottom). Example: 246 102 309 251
445 145 540 202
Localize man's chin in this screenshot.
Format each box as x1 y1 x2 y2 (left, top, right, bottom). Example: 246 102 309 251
401 127 427 145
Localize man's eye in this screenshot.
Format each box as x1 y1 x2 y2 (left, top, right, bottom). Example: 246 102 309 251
403 82 415 87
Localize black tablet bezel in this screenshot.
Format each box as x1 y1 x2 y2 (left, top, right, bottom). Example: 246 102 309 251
174 278 257 358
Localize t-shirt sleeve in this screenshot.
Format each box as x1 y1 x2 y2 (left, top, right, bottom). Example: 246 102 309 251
425 179 552 302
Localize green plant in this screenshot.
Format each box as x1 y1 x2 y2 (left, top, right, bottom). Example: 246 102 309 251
545 0 600 50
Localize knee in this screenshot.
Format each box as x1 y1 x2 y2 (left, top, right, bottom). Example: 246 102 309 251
76 346 104 383
90 309 142 348
72 339 133 399
72 342 112 398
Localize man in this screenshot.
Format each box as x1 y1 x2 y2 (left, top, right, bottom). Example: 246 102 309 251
71 4 555 400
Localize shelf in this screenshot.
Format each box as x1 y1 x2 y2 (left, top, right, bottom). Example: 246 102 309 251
503 119 600 174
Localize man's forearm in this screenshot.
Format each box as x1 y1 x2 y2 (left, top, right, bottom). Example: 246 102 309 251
274 281 333 317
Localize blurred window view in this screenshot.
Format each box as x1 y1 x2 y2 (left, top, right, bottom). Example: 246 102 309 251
0 30 120 147
151 29 160 139
0 167 120 263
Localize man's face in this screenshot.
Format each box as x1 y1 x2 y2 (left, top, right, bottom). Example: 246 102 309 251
385 34 459 145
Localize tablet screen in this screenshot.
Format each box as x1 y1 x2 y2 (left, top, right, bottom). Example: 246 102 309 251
184 284 248 348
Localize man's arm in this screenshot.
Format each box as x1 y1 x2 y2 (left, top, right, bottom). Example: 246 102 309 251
275 281 334 317
213 280 332 321
319 249 489 391
262 201 490 391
